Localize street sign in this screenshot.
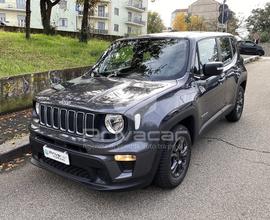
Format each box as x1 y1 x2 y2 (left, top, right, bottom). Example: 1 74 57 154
218 23 226 29
218 3 230 24
219 4 228 12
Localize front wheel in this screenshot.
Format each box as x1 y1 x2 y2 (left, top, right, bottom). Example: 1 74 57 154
154 125 191 189
258 50 264 56
226 86 245 122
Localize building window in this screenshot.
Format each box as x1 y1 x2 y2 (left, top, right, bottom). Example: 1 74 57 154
114 8 119 16
98 5 105 17
59 0 67 10
0 0 5 3
17 15 25 27
16 0 25 9
0 13 5 22
127 26 132 34
128 12 132 21
59 18 68 27
114 24 119 32
98 21 105 30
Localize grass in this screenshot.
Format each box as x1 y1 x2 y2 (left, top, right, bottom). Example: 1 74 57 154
0 31 110 78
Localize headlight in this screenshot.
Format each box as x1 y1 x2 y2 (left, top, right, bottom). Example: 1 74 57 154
35 102 40 116
105 114 124 134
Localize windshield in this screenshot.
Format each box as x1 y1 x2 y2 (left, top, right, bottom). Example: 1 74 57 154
92 38 189 80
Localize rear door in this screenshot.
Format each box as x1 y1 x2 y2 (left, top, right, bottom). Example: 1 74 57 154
217 36 239 106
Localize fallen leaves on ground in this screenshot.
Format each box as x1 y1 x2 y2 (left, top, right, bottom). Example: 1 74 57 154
0 153 32 173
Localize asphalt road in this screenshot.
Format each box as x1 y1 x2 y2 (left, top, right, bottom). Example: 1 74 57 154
1 58 270 220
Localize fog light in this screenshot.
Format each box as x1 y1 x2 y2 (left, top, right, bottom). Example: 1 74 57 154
114 155 136 162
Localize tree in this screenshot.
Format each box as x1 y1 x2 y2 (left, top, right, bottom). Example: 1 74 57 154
78 0 102 43
40 0 61 35
25 0 31 39
187 15 206 31
147 11 165 34
80 0 90 43
227 12 240 35
172 13 187 31
246 3 270 37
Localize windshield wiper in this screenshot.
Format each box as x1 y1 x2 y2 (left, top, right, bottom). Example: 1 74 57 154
146 64 168 76
107 70 121 78
82 68 101 79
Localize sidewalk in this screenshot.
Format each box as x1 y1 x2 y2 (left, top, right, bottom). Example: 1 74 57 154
0 109 31 145
0 109 31 163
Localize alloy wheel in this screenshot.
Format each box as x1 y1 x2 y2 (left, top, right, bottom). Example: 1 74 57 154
170 137 189 178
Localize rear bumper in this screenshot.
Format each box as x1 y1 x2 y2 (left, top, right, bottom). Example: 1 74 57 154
30 132 159 191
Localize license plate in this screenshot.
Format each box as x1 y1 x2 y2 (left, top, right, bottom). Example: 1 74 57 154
43 145 70 165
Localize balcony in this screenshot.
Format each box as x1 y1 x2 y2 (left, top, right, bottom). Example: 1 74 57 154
91 12 109 19
0 4 25 12
126 0 146 13
91 29 108 35
77 11 109 20
126 17 146 27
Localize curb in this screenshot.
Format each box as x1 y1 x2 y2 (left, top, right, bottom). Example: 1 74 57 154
244 56 260 64
0 143 31 164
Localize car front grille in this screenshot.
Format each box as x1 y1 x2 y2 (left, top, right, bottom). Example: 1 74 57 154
42 157 96 181
39 104 95 136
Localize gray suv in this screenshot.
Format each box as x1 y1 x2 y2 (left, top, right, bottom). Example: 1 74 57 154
30 32 247 191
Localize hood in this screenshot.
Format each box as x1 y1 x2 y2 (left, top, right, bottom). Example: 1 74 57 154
36 76 177 113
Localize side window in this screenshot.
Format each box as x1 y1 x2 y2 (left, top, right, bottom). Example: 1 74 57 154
219 37 233 65
245 41 255 47
197 38 219 68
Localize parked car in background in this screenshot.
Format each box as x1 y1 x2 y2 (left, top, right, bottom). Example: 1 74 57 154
30 32 247 191
238 40 265 56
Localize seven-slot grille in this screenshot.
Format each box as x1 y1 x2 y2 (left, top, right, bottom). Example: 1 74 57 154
39 104 94 136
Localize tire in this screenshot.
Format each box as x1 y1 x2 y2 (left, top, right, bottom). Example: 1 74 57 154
154 125 192 189
226 86 245 122
258 51 263 56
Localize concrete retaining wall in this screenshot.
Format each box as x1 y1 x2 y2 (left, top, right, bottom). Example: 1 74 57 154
0 66 91 114
0 26 121 42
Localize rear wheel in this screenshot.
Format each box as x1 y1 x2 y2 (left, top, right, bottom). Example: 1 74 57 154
155 125 191 189
226 86 245 122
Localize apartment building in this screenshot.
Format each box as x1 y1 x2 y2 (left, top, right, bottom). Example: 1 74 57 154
188 0 220 22
0 0 148 36
171 0 221 29
0 0 26 27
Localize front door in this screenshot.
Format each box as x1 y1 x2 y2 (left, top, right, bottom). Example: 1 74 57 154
194 38 227 126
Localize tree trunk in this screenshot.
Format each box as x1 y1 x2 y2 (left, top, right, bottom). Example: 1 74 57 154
25 0 31 39
80 0 90 43
40 0 60 35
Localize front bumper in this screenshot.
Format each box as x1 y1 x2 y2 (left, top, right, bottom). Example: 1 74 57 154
30 131 159 191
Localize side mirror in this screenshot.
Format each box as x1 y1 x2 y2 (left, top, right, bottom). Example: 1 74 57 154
203 62 224 76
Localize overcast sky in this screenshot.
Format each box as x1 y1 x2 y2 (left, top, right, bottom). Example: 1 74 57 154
148 0 269 27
